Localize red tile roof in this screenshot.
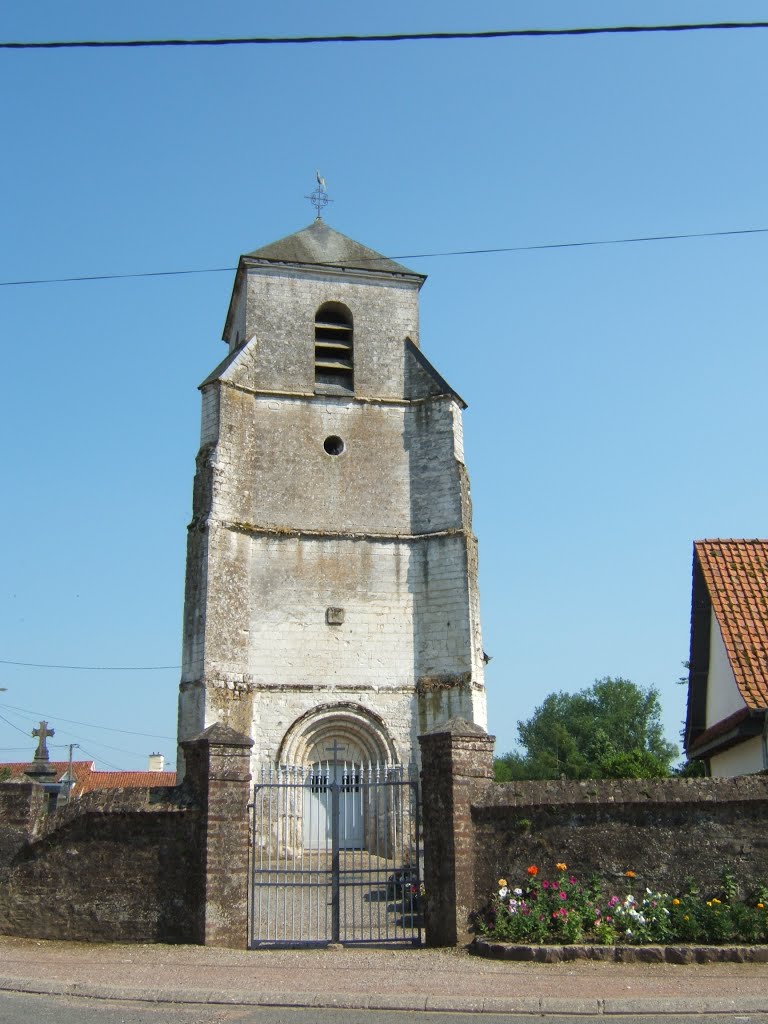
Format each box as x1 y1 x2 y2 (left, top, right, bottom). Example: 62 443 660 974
1 761 176 795
694 539 768 710
78 771 176 793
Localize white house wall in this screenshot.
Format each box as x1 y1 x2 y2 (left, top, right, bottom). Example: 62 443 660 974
705 610 747 726
710 735 765 777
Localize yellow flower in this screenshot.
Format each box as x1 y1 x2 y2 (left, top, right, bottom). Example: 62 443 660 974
712 898 721 905
683 915 689 921
555 863 567 872
706 901 712 907
672 898 680 906
498 879 507 888
758 903 765 910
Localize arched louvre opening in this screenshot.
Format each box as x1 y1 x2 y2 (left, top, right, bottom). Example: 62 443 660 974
315 303 353 393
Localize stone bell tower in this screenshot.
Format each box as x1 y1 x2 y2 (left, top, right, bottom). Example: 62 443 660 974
177 214 486 775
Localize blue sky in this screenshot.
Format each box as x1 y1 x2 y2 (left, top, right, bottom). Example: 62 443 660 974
1 1 767 770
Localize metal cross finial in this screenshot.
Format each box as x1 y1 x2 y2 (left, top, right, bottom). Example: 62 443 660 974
32 720 54 761
305 170 333 220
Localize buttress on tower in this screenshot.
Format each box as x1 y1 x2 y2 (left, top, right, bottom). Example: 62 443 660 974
177 218 486 776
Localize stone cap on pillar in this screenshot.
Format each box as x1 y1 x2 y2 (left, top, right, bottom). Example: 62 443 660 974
418 717 495 781
181 723 254 794
181 722 254 751
423 717 490 738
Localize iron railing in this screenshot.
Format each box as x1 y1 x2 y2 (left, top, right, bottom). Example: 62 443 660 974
249 762 421 946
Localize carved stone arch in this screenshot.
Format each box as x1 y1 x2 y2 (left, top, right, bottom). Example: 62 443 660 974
276 702 398 767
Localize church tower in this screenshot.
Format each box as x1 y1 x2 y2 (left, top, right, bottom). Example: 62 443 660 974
177 215 486 775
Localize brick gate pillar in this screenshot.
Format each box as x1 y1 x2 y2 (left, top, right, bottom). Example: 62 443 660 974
419 718 495 946
182 722 253 948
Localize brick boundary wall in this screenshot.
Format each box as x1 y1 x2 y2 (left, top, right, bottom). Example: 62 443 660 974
419 720 768 947
0 725 252 947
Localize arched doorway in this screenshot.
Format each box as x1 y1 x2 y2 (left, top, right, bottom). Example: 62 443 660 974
277 703 398 851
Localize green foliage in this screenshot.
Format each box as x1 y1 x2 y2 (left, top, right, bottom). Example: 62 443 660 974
493 677 678 781
476 864 768 946
672 758 707 778
0 767 10 782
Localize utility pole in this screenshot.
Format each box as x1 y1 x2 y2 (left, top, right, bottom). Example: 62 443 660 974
63 743 80 803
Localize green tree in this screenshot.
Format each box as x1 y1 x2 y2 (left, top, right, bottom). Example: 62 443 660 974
494 677 679 781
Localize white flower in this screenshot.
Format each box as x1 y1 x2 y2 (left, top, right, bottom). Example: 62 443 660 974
625 929 633 937
513 887 523 896
499 886 509 898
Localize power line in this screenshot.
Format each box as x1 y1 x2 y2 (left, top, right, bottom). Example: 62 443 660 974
1 225 766 289
0 658 179 670
77 746 123 772
3 22 768 49
0 712 32 738
0 266 234 288
0 703 175 741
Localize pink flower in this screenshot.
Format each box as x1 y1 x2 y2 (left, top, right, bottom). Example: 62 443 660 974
542 880 549 889
559 908 567 917
569 876 577 885
559 891 567 900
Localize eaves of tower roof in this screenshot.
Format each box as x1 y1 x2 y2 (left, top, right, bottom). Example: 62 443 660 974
693 539 768 710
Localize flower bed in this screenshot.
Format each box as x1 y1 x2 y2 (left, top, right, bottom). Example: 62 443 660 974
473 863 768 946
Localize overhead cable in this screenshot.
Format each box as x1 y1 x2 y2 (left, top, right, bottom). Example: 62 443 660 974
1 225 766 288
0 658 179 670
0 703 175 741
3 22 768 49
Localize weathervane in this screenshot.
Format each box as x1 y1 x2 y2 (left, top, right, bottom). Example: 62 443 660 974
305 170 333 220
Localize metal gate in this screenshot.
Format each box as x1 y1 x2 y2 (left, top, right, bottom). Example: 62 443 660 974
249 762 422 946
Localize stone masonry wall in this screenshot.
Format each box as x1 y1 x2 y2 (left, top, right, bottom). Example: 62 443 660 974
0 727 253 948
0 784 200 943
472 776 768 907
420 722 768 946
241 267 421 400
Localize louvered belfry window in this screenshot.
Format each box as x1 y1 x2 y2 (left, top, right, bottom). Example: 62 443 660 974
314 303 353 392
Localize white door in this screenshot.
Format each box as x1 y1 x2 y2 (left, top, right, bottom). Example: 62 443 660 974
304 763 363 849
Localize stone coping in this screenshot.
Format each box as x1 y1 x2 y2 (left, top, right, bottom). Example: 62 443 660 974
472 937 768 964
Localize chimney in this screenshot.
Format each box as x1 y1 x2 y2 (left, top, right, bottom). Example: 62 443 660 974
148 752 165 772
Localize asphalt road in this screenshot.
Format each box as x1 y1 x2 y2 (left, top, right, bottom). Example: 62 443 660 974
2 994 768 1024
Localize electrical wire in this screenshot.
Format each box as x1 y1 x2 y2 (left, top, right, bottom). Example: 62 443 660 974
0 703 175 741
1 225 767 289
3 22 768 49
76 746 123 772
0 712 33 737
0 658 179 670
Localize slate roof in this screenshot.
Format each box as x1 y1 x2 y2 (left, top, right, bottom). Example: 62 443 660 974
694 539 768 709
244 219 425 279
1 760 176 796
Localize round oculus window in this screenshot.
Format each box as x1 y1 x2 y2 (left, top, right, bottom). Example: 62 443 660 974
323 435 345 456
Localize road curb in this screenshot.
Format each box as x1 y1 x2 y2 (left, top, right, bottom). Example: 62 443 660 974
3 975 768 1014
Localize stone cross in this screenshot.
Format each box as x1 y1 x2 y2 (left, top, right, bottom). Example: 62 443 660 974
32 720 54 761
325 739 346 764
